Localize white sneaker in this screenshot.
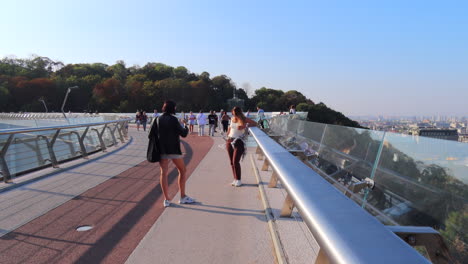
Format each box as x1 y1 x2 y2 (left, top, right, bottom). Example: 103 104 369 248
231 180 236 186
234 180 242 187
179 196 196 204
163 199 170 207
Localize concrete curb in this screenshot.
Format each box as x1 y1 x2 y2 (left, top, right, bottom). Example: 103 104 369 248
250 154 288 264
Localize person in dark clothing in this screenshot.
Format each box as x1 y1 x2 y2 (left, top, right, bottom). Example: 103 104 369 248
208 110 217 136
141 111 148 131
155 100 195 207
221 111 230 133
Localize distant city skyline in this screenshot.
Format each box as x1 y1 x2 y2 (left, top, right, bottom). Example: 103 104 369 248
1 0 467 116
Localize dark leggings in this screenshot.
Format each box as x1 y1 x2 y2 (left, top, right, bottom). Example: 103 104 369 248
222 120 229 133
226 139 245 180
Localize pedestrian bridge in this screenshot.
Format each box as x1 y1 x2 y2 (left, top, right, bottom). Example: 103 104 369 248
0 114 465 264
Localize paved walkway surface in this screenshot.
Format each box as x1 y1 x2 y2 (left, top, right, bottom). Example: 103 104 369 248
0 127 279 264
251 153 319 263
126 137 275 264
0 128 213 264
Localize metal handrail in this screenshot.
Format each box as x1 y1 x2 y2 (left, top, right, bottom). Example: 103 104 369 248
0 118 131 183
249 127 429 264
0 118 131 135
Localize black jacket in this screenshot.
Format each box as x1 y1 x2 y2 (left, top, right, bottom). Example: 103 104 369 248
152 113 188 155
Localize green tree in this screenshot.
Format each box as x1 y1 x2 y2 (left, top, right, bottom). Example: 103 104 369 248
173 66 189 79
296 103 309 111
278 90 307 109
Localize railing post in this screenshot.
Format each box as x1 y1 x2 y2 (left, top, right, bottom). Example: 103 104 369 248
315 249 330 264
362 132 386 208
115 123 125 143
0 134 14 183
100 124 108 146
268 170 279 188
71 129 88 158
317 124 328 156
280 194 295 217
79 127 89 158
122 121 129 138
261 158 269 171
256 146 264 160
92 127 107 152
48 129 60 167
108 125 118 146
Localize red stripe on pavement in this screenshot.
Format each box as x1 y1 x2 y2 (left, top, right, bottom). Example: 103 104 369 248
0 134 214 264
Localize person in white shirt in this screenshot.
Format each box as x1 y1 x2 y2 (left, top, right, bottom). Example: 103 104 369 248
196 110 207 136
188 111 196 133
226 106 247 187
289 105 296 114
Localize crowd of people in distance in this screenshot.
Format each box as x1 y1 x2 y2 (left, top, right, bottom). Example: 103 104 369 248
140 102 299 208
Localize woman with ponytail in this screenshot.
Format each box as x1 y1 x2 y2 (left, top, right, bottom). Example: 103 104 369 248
226 106 247 187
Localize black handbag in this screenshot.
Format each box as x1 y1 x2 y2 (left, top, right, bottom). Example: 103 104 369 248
147 117 161 163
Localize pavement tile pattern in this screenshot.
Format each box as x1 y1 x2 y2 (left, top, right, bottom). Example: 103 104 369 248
0 129 213 264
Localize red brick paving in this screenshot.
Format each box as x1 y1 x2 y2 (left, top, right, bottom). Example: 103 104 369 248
0 134 213 264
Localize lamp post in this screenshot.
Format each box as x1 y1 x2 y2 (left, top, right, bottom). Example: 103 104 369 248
61 86 79 119
38 98 48 113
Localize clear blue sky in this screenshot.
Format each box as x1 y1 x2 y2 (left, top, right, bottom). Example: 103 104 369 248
1 0 467 116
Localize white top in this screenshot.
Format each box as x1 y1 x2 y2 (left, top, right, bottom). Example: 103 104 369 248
152 113 160 118
228 119 245 138
197 113 207 125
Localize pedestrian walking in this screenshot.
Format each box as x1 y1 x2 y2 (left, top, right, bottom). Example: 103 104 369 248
188 111 196 133
141 111 148 131
208 110 217 136
221 111 230 134
197 110 207 136
151 100 195 207
136 111 142 131
226 106 247 187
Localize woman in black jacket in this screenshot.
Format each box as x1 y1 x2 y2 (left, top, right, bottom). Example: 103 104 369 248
157 100 194 207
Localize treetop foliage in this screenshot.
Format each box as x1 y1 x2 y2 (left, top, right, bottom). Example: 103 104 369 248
0 55 360 128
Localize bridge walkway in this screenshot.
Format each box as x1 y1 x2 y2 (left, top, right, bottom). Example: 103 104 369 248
0 127 277 264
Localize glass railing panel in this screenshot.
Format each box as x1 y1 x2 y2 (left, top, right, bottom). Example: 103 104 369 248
268 116 288 136
372 133 468 260
2 131 53 176
102 125 116 147
276 119 303 150
297 120 326 144
316 125 385 188
53 129 82 162
83 130 101 153
295 121 327 154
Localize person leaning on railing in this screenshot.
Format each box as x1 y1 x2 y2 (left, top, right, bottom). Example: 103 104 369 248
226 106 247 187
256 106 265 129
157 100 195 207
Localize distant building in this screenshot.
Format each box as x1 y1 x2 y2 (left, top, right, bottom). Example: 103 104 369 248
419 129 459 141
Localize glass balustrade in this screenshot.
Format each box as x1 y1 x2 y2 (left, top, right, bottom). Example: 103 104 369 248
0 116 130 181
267 115 468 262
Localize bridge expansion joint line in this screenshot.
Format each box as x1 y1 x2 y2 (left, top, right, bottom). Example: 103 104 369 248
250 154 288 264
